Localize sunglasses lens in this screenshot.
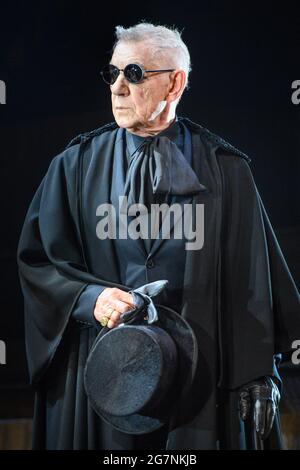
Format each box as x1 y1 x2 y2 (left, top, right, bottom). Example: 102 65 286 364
124 64 143 83
101 64 119 85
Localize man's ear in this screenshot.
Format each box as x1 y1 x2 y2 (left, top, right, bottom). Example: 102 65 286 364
166 70 186 103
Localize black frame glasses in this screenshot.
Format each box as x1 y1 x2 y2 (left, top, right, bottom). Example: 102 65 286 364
100 63 175 85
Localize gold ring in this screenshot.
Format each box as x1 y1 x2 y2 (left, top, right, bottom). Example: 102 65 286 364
100 316 110 327
106 306 114 317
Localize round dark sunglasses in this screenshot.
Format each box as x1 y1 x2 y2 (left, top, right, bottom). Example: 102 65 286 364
100 63 175 85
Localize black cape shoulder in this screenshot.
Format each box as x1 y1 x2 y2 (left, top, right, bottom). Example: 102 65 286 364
64 117 251 164
65 122 118 149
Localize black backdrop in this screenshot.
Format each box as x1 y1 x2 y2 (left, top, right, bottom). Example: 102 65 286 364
0 1 299 418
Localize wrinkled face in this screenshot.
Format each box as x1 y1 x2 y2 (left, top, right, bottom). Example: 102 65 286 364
109 41 174 133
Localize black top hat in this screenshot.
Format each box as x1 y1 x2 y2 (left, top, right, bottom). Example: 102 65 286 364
84 281 198 435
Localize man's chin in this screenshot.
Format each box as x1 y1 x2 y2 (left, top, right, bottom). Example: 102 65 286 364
114 117 138 131
115 121 130 129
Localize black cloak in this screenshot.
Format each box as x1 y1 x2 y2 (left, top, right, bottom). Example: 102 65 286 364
17 117 300 449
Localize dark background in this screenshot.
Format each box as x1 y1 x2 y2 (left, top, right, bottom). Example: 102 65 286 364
0 1 299 420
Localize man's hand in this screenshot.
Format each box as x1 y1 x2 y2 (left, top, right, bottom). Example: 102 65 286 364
94 288 135 329
239 376 281 440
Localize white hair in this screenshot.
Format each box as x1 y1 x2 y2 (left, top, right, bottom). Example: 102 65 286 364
113 22 192 90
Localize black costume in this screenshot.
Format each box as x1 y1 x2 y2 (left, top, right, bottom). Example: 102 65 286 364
17 117 300 449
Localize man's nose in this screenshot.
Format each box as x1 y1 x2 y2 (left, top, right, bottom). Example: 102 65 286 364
111 72 130 95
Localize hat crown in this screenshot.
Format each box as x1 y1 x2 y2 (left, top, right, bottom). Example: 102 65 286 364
84 304 198 435
85 325 178 418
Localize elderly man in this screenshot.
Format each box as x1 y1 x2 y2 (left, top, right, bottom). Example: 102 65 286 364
18 22 300 450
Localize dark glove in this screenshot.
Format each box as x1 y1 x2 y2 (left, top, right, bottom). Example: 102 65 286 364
239 376 280 439
120 280 169 325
